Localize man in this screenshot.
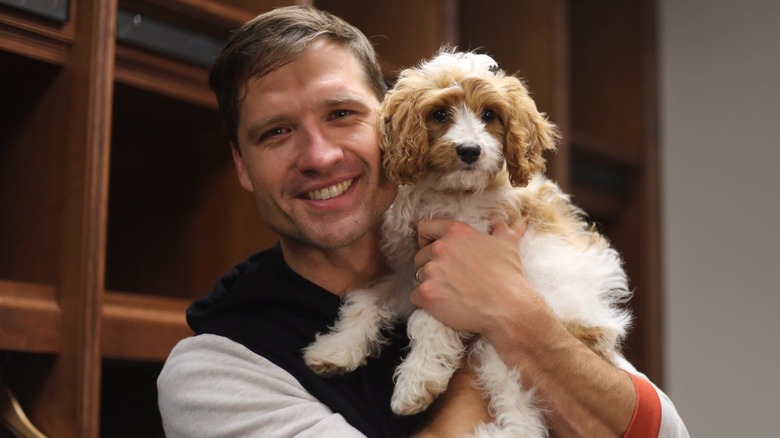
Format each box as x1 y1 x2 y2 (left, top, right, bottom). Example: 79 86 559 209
158 6 688 437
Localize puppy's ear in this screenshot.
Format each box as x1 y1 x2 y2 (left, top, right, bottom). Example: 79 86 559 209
501 76 559 187
379 73 430 185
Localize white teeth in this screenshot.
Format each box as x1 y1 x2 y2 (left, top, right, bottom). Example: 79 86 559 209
306 179 353 200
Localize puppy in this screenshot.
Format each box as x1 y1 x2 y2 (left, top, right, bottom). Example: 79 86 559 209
304 49 632 437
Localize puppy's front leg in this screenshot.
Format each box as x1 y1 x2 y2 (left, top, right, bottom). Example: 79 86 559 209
391 309 470 415
470 338 547 438
304 275 404 376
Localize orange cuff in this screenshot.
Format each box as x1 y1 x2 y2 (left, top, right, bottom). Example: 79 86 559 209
623 373 662 438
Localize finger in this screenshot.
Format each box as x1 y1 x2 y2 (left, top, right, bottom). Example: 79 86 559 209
413 244 431 269
417 217 452 249
488 217 510 235
511 220 528 237
489 218 528 238
409 288 421 308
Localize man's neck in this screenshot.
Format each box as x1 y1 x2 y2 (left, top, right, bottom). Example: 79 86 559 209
279 236 388 297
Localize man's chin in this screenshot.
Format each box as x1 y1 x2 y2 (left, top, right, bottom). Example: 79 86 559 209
282 223 369 252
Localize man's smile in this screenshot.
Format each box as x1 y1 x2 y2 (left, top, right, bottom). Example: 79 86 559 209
305 178 354 200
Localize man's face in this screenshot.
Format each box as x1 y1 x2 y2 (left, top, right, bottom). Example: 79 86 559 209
233 39 396 251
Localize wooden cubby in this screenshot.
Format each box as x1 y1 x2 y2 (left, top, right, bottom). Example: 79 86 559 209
0 0 660 436
566 0 661 381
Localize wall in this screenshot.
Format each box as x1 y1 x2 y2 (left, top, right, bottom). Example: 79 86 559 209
659 0 780 436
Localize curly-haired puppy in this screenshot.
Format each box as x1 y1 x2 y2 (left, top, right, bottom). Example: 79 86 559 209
304 50 632 437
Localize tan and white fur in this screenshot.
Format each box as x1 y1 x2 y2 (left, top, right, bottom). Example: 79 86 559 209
303 50 632 437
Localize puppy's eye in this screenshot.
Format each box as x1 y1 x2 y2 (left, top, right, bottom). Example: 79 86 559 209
482 109 497 122
432 110 450 123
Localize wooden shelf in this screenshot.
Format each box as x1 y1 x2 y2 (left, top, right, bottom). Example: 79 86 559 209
0 2 75 64
121 0 257 37
0 280 191 361
570 129 639 168
0 280 61 354
114 44 215 108
103 292 191 361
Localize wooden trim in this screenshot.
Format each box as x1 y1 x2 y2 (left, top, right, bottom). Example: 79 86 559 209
439 0 459 46
547 0 571 189
16 0 119 436
637 0 663 386
62 1 116 433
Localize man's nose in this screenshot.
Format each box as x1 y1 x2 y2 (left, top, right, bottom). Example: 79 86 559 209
295 125 344 172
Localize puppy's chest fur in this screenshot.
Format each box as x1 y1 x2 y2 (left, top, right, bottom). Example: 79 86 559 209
409 188 513 231
380 177 524 272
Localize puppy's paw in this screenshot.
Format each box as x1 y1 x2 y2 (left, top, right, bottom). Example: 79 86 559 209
303 334 368 376
390 373 447 415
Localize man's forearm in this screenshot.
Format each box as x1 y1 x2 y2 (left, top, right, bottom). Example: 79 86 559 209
488 309 636 437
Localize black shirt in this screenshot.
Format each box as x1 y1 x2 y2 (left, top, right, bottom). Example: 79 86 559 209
187 245 425 438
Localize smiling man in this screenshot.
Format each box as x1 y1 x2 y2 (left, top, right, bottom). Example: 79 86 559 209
230 38 397 295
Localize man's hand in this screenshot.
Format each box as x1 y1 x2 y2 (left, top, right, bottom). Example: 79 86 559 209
410 218 541 339
409 218 636 437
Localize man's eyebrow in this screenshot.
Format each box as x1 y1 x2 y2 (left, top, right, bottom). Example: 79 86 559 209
325 95 371 107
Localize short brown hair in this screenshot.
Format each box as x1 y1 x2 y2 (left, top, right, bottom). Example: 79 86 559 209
209 5 388 147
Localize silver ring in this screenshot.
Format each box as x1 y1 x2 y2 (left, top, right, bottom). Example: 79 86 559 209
414 268 423 286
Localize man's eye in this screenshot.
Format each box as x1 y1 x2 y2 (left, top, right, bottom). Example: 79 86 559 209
260 127 287 142
432 109 449 123
331 109 352 119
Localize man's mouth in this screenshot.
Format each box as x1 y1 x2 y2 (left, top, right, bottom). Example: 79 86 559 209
305 178 354 200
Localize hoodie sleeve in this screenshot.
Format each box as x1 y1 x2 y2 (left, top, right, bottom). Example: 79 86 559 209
158 334 366 438
615 356 690 438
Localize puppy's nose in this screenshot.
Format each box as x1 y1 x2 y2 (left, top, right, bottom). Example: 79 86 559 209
456 144 481 164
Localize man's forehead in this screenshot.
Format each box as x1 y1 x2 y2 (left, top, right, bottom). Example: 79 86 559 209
239 72 375 108
237 45 377 110
243 38 357 86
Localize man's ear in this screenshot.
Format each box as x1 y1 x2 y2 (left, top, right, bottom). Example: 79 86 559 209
231 145 254 192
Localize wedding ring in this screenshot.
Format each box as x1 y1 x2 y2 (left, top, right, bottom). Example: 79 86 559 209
414 268 423 286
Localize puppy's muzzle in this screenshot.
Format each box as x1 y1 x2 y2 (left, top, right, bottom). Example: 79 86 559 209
456 143 481 164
